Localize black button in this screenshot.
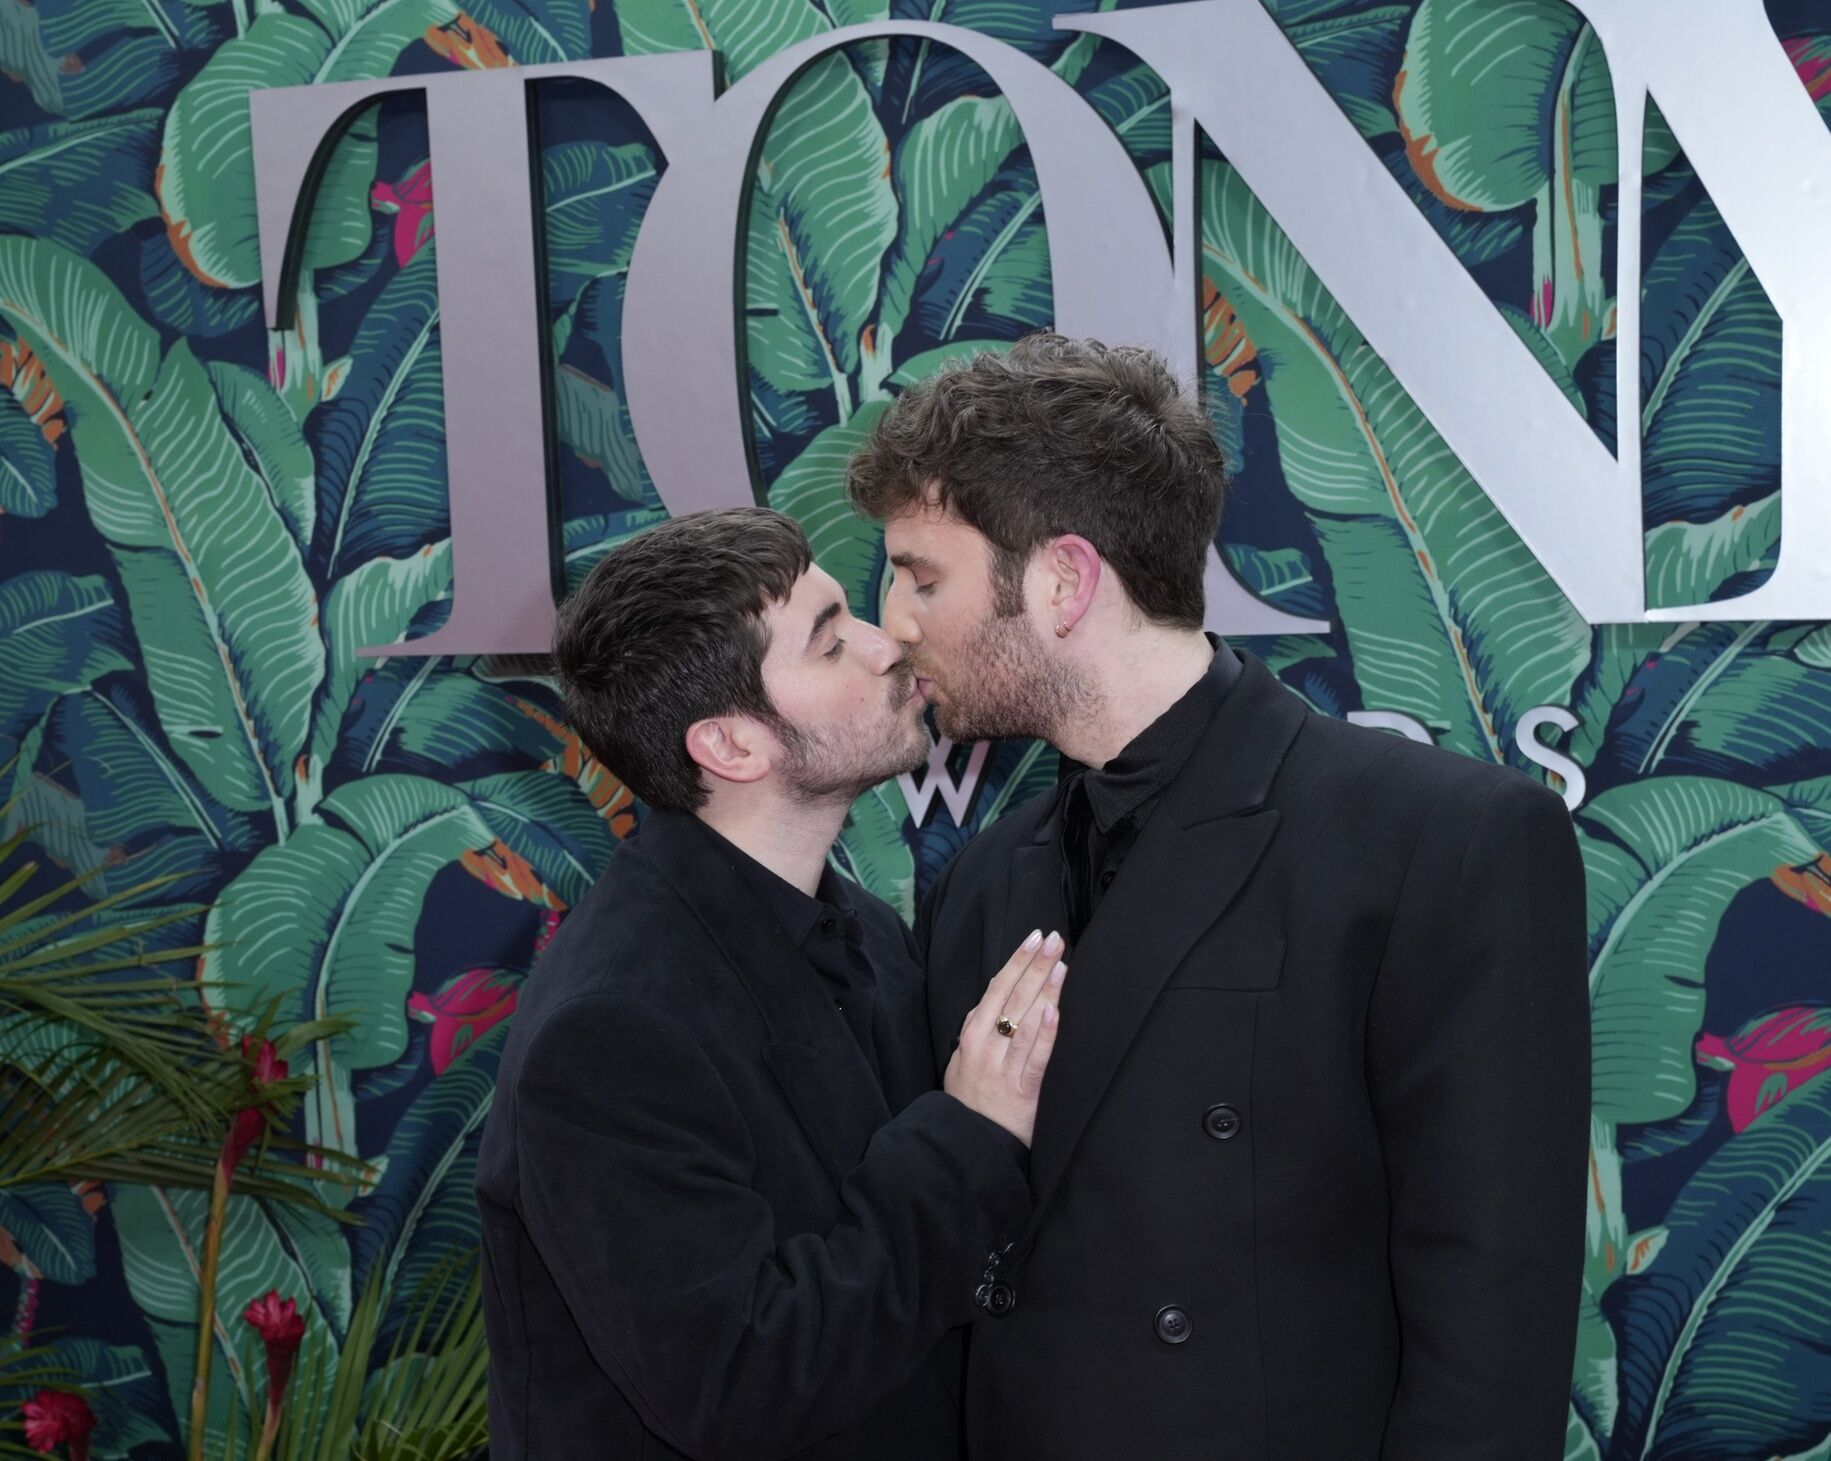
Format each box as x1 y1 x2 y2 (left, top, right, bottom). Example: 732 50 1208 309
1099 869 1115 888
1154 1305 1190 1344
979 1281 1017 1317
819 916 838 935
1202 1103 1243 1141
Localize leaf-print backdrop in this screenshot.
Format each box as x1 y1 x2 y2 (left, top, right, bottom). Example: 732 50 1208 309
2 0 1829 1454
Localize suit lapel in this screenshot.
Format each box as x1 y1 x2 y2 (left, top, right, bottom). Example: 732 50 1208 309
761 1038 888 1190
872 973 937 1118
1022 652 1307 1241
747 958 890 1190
636 811 891 1191
1024 808 1279 1234
1000 789 1071 970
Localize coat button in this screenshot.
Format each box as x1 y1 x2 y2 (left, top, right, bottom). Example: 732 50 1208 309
1154 1305 1191 1344
978 1281 1017 1317
1202 1103 1243 1141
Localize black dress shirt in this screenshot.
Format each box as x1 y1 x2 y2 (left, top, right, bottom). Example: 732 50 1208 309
1059 638 1243 940
700 816 1029 1169
686 818 885 1084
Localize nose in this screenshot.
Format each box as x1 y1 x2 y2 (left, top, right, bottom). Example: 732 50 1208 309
862 621 902 675
883 577 922 648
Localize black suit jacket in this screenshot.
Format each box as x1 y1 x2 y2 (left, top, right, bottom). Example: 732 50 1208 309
921 652 1590 1460
477 809 1030 1460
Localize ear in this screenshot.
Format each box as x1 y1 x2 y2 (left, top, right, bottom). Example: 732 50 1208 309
1048 534 1102 635
684 715 773 788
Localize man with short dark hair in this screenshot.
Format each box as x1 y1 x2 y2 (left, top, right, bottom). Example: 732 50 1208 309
476 507 1068 1460
849 333 1590 1460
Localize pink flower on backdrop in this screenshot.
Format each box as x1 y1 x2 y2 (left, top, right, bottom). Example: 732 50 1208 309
372 160 434 267
409 967 520 1074
1529 277 1555 327
1784 36 1831 103
1696 1006 1831 1132
22 1389 95 1459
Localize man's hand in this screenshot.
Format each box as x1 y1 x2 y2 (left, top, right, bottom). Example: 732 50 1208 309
943 930 1067 1147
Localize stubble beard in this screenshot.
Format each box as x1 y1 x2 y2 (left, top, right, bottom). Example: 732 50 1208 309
930 607 1097 746
774 668 934 805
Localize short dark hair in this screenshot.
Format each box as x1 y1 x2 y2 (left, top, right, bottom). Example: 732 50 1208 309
847 333 1227 627
552 507 812 812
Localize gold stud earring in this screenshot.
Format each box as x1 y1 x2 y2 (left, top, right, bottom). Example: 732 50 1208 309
1055 622 1069 638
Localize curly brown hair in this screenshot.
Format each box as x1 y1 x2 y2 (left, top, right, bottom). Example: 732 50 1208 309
847 333 1227 627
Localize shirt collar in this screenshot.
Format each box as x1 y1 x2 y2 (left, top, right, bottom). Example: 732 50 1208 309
1077 636 1243 835
681 814 852 947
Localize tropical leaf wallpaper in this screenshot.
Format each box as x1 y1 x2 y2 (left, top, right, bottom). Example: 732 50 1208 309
0 0 1827 1455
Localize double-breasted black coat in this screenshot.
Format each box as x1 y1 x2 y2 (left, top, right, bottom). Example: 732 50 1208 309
921 651 1590 1460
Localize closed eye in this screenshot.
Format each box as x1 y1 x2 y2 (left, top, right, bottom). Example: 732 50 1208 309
823 638 845 660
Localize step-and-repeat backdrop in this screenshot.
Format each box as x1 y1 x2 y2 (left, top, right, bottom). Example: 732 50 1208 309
2 1 1828 1455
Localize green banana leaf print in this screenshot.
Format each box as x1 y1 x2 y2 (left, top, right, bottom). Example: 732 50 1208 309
1610 1070 1831 1460
0 0 1826 1455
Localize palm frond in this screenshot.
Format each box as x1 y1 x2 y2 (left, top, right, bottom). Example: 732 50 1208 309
352 1252 490 1461
241 1250 489 1461
0 791 366 1206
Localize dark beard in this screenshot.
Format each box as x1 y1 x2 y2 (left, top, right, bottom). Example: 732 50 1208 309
775 700 933 804
931 609 1096 746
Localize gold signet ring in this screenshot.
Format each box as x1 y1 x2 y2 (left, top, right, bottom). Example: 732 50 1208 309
995 1016 1018 1038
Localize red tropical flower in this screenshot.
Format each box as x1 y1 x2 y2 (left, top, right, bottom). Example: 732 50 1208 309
244 1291 306 1461
409 967 520 1074
21 1389 95 1459
244 1290 306 1397
1696 1006 1831 1132
371 160 434 267
244 1291 306 1354
218 1038 288 1179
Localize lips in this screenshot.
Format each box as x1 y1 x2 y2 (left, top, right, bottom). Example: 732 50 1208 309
915 676 935 699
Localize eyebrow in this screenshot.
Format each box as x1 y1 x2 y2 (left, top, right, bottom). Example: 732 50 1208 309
889 551 937 574
805 601 843 653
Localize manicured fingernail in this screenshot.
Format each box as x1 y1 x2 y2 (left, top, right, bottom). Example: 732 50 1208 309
1023 929 1042 950
1050 961 1066 984
1043 931 1063 954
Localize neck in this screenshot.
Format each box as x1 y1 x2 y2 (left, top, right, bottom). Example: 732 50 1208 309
1052 625 1215 768
695 788 851 897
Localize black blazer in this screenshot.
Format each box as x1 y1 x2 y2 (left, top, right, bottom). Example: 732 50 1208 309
922 652 1590 1460
477 809 1030 1460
